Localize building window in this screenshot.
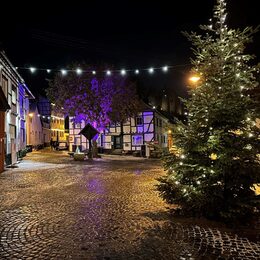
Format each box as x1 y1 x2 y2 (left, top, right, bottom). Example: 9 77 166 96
163 135 166 144
21 128 25 143
9 125 16 139
11 85 17 105
75 137 81 145
75 123 81 128
2 75 8 96
136 116 143 126
132 135 143 146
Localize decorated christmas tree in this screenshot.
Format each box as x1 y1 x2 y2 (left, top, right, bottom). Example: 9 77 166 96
157 0 260 223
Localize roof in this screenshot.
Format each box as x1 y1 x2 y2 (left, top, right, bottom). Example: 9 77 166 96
0 51 35 99
141 101 177 124
0 88 10 111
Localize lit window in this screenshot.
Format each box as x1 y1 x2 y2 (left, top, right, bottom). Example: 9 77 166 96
132 135 143 146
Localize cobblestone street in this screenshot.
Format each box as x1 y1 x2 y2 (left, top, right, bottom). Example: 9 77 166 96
0 150 259 259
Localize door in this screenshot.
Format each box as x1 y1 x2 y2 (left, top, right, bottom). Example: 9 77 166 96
11 139 17 164
114 136 122 149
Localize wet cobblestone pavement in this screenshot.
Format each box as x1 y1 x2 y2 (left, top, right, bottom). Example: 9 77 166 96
0 150 259 259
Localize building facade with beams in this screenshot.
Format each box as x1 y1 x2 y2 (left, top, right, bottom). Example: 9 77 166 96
69 105 175 154
50 114 68 144
0 51 34 166
0 88 10 173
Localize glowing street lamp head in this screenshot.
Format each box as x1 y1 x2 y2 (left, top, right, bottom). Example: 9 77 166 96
92 70 96 75
47 69 51 73
29 113 33 117
189 76 200 83
149 67 154 74
106 70 111 76
135 69 139 74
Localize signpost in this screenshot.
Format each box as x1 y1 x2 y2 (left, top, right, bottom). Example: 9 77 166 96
79 123 99 159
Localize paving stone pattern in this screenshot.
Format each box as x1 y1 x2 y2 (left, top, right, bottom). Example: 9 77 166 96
0 150 259 259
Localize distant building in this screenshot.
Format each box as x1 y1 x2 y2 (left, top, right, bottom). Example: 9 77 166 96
0 51 34 166
69 103 175 155
26 103 44 147
37 96 52 146
50 113 68 144
37 96 69 147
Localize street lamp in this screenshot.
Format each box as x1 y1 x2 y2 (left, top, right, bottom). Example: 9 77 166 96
189 76 200 83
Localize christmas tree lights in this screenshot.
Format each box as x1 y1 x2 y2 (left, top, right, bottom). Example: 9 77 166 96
157 0 260 223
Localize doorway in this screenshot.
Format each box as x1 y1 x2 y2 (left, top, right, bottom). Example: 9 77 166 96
113 136 122 149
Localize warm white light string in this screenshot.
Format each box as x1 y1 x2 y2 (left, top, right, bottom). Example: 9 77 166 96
14 64 189 76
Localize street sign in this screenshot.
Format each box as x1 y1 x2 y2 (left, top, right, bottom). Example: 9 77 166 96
79 123 99 140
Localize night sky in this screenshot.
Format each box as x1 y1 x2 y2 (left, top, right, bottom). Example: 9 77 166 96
1 0 259 98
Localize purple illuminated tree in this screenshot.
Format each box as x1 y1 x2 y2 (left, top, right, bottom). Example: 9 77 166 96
46 65 140 157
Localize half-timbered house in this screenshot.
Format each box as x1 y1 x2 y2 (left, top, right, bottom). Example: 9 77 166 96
69 104 175 155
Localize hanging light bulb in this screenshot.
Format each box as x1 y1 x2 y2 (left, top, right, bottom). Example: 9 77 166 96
162 66 168 72
76 68 82 75
121 69 126 76
149 68 154 74
61 69 67 75
30 67 36 73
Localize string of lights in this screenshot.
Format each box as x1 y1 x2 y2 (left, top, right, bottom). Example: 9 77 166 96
14 64 190 76
29 113 64 120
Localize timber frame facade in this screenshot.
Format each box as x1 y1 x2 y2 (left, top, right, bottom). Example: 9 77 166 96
69 106 174 153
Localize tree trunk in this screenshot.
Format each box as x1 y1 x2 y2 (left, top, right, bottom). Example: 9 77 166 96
92 140 98 158
88 139 93 159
